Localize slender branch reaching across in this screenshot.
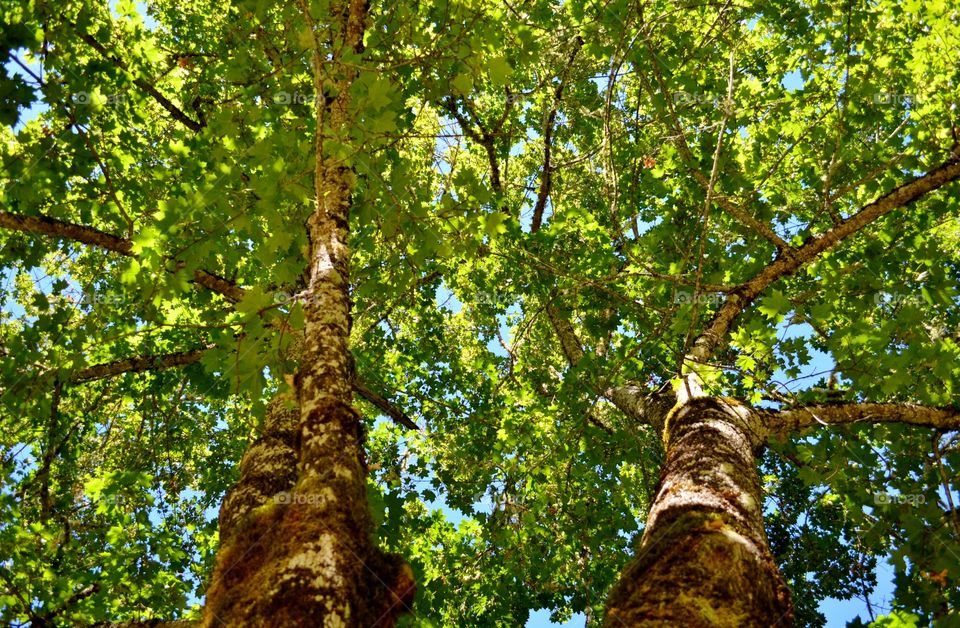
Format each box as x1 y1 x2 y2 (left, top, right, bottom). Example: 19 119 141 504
2 207 416 432
33 583 101 625
358 270 441 334
353 379 419 430
545 298 673 431
0 210 245 302
442 97 503 195
70 25 205 132
56 344 419 430
531 35 584 233
638 33 792 252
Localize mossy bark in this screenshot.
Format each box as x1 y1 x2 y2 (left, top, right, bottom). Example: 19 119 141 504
202 1 413 625
605 396 793 626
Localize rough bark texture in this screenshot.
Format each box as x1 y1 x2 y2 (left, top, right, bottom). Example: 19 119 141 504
764 402 960 439
202 1 414 625
600 157 960 626
214 395 300 543
605 396 792 626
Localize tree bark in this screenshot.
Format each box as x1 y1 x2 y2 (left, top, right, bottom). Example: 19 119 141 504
605 396 793 626
202 1 414 625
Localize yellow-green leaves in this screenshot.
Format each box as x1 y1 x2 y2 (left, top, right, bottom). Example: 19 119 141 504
758 289 791 321
452 73 473 96
485 56 512 87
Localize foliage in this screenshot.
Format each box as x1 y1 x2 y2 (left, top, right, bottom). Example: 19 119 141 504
0 0 958 625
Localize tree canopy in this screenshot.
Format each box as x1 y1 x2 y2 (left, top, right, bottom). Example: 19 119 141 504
1 0 958 625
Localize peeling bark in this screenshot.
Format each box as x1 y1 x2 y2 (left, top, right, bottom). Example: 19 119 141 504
606 396 793 626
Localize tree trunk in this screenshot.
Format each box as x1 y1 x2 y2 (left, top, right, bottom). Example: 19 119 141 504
202 1 414 625
605 396 793 626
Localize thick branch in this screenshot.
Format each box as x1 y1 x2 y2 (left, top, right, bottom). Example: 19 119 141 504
531 35 584 233
0 210 132 254
0 210 245 302
71 346 212 383
689 157 960 362
545 301 585 365
442 98 502 195
764 402 960 440
67 346 417 430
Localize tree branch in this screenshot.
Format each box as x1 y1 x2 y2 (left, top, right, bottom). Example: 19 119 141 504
0 210 132 254
71 346 213 383
442 97 502 195
545 300 585 365
531 35 583 233
358 270 441 334
64 345 419 430
70 25 204 132
353 379 419 431
763 402 960 440
0 210 245 302
35 583 101 625
545 298 673 431
637 34 791 252
688 157 960 363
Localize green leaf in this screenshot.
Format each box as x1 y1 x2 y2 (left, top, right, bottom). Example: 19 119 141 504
452 73 473 95
757 289 791 320
236 286 271 318
486 56 512 86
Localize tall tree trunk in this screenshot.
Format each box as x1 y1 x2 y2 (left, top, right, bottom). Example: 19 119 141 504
605 396 793 626
203 1 414 625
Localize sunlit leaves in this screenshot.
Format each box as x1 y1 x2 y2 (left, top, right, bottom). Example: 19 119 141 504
1 0 959 624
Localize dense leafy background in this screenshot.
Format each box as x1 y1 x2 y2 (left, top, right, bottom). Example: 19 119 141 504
1 0 958 625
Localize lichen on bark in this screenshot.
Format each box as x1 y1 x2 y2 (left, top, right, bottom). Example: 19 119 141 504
605 396 793 626
202 1 414 625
